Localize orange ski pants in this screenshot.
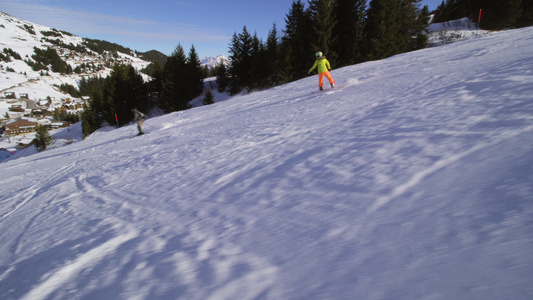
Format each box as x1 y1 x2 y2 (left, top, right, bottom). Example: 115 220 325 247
318 71 335 88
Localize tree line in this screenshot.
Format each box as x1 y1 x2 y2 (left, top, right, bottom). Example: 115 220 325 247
216 0 430 95
81 45 204 136
433 0 533 29
82 0 530 136
81 0 430 135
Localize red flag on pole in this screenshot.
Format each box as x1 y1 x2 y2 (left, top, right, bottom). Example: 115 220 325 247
478 9 483 28
115 113 119 128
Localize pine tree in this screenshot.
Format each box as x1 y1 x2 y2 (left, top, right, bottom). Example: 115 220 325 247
280 0 313 83
34 125 52 151
215 61 230 92
414 5 430 49
308 0 337 63
185 45 205 101
265 23 281 87
364 0 427 60
432 1 449 23
250 40 268 90
228 26 255 94
332 0 367 66
364 0 403 60
104 63 148 126
160 44 190 112
203 90 214 105
518 0 533 27
146 60 163 104
479 0 523 29
81 77 106 136
398 0 429 51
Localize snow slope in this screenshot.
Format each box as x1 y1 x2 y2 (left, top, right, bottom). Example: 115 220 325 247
1 27 533 299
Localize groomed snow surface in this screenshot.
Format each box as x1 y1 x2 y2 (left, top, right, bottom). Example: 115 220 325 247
1 27 533 299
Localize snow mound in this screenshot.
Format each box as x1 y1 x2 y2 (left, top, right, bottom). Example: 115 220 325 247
427 17 492 46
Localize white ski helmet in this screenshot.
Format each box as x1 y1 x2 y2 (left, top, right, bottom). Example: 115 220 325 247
315 51 323 57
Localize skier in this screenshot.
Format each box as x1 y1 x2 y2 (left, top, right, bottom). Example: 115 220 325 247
132 108 145 135
308 51 335 91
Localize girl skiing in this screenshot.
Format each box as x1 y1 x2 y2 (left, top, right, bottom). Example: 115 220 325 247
308 51 335 91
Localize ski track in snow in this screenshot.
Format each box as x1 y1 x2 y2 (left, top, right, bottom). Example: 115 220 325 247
21 225 139 300
369 124 533 213
1 27 533 299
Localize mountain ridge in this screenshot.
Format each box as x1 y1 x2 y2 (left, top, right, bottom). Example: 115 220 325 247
0 11 224 101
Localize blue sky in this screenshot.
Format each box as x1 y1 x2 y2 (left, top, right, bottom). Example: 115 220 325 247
1 0 443 58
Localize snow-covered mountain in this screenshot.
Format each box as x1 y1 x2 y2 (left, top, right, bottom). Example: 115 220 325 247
0 11 151 102
200 55 229 70
1 23 532 300
0 11 225 122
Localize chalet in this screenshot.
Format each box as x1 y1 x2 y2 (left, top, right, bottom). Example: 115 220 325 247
32 109 44 116
37 118 51 127
5 119 38 135
5 111 24 120
50 121 67 129
38 99 50 106
17 136 35 148
3 92 16 99
19 93 29 99
9 104 24 112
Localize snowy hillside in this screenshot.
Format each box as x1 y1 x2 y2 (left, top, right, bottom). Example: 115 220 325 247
0 11 225 105
0 12 151 101
1 25 533 300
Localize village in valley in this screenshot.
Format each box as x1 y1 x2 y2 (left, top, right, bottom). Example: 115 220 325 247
0 11 153 158
0 90 86 152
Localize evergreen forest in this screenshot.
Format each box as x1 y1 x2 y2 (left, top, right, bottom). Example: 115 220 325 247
432 0 533 29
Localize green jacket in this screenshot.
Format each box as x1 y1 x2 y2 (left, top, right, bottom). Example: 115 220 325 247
309 57 331 74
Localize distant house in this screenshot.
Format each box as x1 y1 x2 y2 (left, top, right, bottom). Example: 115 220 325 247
50 121 67 129
5 119 38 135
3 92 16 99
19 93 29 99
9 104 24 112
32 109 44 116
37 118 52 127
38 99 50 106
5 111 24 120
